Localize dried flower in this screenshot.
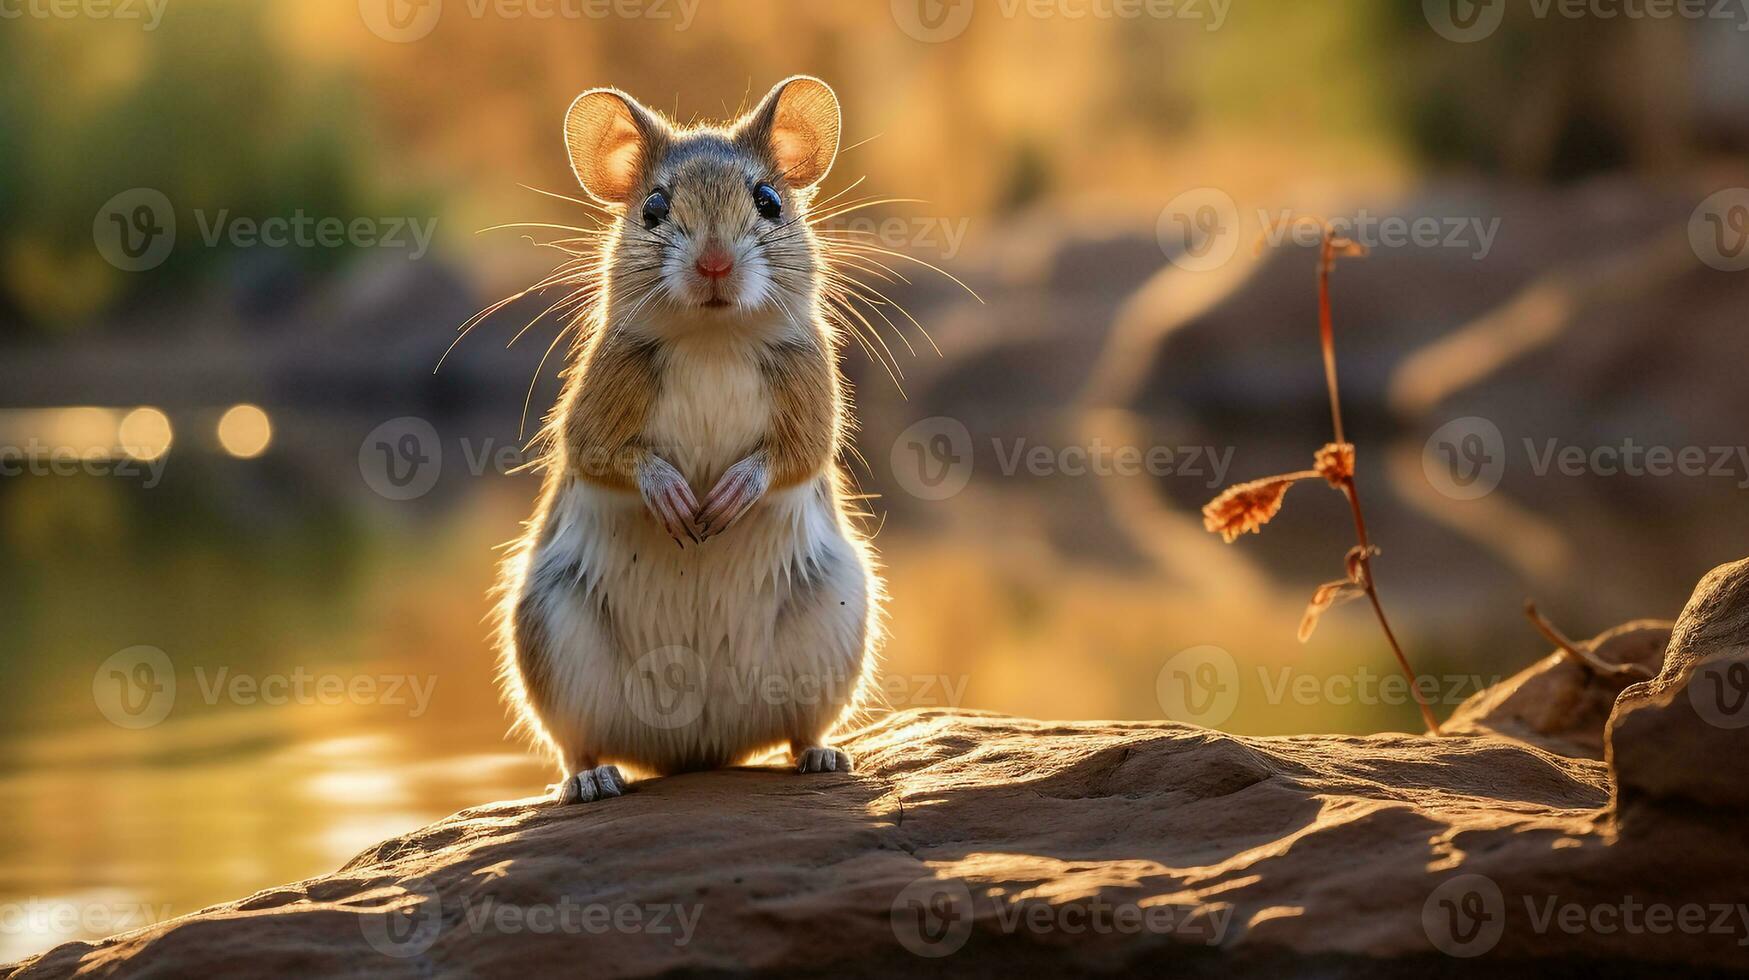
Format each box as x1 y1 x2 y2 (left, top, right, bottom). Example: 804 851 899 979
1201 473 1313 543
1313 442 1355 487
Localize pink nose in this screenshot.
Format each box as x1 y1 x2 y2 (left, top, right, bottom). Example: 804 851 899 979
695 248 734 280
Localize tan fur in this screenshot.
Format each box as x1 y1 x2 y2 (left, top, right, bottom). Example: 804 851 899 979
560 323 662 491
757 338 839 489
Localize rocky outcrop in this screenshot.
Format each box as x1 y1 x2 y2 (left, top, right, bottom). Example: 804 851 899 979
10 562 1749 979
1609 557 1749 816
1445 618 1671 758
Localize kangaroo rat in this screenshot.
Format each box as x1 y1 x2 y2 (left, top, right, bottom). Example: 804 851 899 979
496 76 881 803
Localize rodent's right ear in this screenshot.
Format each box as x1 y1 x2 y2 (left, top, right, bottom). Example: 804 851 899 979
563 89 668 205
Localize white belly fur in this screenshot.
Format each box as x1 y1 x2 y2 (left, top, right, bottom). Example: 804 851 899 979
515 344 878 776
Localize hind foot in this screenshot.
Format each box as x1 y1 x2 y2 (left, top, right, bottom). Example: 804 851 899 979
793 746 853 774
556 764 627 804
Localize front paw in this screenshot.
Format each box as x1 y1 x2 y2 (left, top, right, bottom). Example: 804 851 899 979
794 746 853 774
697 455 771 540
638 456 701 547
556 765 628 804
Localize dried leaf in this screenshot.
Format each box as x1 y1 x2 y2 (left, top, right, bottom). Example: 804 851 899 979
1298 578 1367 643
1344 545 1379 588
1314 442 1355 487
1202 472 1314 543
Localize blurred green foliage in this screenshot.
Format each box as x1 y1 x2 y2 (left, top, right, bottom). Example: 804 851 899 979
0 1 410 332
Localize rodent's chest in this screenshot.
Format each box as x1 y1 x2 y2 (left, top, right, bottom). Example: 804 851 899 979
644 348 770 485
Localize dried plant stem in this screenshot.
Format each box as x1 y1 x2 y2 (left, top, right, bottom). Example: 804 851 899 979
1317 233 1441 736
1523 601 1655 681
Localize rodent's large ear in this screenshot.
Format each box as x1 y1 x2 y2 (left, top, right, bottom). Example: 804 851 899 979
737 76 840 189
564 88 668 204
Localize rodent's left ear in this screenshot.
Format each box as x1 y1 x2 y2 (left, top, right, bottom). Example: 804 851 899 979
736 76 840 189
564 88 669 204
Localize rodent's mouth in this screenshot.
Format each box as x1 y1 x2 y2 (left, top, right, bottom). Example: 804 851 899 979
700 298 732 310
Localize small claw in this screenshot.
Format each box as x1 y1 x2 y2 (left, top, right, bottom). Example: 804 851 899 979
557 765 628 805
641 460 704 543
794 746 853 774
696 461 768 540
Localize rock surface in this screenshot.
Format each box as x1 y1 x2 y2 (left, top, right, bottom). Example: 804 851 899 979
1445 618 1671 758
10 562 1749 978
1610 557 1749 816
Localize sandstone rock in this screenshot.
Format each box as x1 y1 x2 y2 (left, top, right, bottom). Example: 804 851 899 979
9 701 1745 978
1445 619 1671 758
1609 557 1749 816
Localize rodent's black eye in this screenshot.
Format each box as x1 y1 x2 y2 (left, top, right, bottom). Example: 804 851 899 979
753 182 782 222
641 190 670 230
